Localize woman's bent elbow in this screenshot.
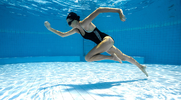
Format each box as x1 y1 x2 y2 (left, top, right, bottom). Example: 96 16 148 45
57 33 66 37
60 34 66 37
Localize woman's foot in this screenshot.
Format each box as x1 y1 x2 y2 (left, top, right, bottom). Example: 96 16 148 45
140 65 148 77
113 53 122 64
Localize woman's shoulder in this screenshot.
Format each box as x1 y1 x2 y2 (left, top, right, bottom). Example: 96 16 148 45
79 20 92 26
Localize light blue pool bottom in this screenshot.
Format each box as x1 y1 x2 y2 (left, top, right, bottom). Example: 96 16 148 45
0 56 144 65
0 62 180 100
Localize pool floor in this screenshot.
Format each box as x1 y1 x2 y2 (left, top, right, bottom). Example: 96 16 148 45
0 62 180 100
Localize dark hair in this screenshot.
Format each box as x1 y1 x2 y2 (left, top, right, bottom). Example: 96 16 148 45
66 12 80 21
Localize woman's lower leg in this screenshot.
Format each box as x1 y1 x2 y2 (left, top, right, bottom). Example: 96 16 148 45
87 53 122 63
125 56 142 68
87 54 114 62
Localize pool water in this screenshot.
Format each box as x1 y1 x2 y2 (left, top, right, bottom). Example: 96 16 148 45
0 62 180 100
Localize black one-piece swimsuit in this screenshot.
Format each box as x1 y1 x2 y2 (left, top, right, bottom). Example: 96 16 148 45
77 26 113 44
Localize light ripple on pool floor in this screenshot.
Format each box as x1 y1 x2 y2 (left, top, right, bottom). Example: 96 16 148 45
0 62 180 100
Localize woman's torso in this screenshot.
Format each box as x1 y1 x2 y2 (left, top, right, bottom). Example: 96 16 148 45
76 21 109 44
77 22 96 36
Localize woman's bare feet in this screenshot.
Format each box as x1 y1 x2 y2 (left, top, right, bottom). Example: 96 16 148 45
113 53 122 64
140 65 148 77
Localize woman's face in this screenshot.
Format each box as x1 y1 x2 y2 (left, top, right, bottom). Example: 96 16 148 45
67 18 77 27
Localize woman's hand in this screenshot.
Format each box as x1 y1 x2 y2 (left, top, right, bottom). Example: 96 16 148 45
44 21 51 30
119 9 126 22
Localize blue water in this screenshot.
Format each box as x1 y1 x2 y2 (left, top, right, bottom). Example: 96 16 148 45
0 0 181 65
0 62 180 100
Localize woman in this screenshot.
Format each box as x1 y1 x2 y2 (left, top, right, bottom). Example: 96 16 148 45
44 7 148 77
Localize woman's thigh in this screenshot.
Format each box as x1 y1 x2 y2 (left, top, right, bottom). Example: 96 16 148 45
85 36 114 59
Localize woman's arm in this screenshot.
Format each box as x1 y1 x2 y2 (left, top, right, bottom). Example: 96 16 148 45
99 7 126 21
82 7 126 24
44 21 77 37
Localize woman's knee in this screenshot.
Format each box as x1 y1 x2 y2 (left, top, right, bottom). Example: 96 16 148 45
85 55 92 62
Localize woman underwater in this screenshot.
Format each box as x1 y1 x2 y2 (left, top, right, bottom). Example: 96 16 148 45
44 7 148 77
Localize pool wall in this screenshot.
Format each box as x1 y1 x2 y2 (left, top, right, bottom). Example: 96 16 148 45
0 0 181 65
